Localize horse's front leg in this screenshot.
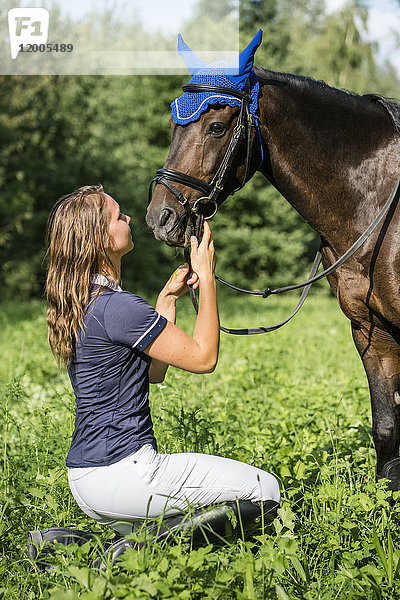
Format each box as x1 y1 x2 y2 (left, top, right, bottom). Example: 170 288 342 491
351 322 400 487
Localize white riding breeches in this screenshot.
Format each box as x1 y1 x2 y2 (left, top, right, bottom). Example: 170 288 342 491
68 444 280 535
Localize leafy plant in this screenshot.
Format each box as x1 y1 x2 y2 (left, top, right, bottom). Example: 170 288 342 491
2 294 400 598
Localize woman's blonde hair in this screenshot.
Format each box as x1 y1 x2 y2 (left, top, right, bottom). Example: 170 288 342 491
46 184 117 367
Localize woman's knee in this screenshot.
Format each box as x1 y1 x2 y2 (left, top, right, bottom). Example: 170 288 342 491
257 471 280 504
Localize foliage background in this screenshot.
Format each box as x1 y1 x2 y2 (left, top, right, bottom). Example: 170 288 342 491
1 0 400 298
4 293 400 599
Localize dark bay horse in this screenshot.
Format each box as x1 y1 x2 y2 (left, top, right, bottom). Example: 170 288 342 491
146 65 400 488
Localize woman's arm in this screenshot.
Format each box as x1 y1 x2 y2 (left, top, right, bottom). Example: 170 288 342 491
145 222 219 375
147 295 175 384
148 261 199 382
148 271 181 383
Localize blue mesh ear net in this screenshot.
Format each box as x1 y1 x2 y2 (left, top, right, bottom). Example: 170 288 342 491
171 31 264 164
172 29 262 126
171 69 260 125
171 68 263 164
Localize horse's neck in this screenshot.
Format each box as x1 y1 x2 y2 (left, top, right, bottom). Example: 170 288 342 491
256 69 395 250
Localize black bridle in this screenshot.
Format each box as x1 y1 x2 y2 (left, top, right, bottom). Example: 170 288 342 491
148 79 258 227
149 78 400 335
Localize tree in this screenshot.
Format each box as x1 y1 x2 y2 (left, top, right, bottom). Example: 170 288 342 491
0 74 185 297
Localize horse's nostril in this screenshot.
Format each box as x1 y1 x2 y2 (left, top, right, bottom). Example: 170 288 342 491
159 208 174 228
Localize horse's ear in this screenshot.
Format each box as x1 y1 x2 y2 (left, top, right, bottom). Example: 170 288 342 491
222 29 263 85
238 29 263 76
177 33 206 75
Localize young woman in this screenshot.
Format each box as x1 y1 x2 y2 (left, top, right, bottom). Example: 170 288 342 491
45 184 280 538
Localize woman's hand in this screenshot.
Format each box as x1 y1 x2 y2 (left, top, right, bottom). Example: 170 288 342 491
160 263 199 300
159 221 215 301
190 221 216 282
146 221 219 375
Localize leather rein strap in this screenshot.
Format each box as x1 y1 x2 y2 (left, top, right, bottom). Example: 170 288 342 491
186 174 400 335
219 173 400 297
216 172 400 334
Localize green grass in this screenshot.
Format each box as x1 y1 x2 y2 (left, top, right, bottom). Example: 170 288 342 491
1 290 400 599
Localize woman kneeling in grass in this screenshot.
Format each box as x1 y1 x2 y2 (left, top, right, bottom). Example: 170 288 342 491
44 184 280 545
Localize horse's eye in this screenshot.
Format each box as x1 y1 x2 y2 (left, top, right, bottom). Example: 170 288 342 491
209 122 226 136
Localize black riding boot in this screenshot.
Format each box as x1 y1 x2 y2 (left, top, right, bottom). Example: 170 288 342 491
27 527 97 572
28 500 279 570
149 499 279 547
94 499 279 568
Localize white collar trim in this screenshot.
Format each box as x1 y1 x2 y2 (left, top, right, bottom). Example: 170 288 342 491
93 273 122 292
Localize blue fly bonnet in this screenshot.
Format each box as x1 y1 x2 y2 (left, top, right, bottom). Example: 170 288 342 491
148 30 264 226
171 30 263 126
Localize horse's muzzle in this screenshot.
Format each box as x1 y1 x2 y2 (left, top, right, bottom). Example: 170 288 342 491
145 205 186 246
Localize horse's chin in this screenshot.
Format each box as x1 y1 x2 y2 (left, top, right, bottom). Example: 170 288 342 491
152 222 191 248
165 223 193 248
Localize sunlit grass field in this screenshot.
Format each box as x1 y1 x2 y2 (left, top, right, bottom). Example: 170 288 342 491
1 291 400 599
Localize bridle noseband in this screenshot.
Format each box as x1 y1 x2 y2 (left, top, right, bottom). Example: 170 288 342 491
148 79 259 225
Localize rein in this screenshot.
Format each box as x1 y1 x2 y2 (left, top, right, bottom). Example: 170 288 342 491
149 78 400 335
214 172 400 334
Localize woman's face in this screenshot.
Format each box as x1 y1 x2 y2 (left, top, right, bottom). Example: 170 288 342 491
105 194 134 258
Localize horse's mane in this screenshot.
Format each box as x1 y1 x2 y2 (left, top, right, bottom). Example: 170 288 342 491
363 94 400 133
255 67 400 133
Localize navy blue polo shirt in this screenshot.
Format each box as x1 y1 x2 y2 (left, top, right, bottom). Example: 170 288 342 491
66 281 167 468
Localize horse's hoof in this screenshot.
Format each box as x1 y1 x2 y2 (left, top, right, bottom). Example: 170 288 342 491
382 458 400 492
